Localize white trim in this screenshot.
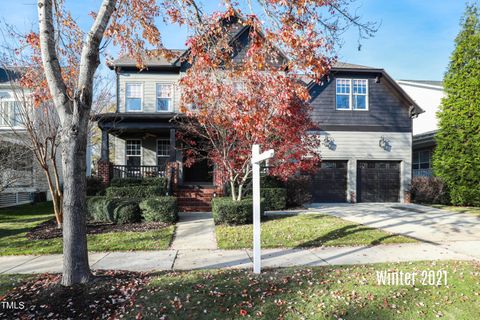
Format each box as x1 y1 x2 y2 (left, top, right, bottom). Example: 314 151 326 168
125 82 143 112
155 82 174 112
125 139 142 165
156 138 170 166
335 78 369 111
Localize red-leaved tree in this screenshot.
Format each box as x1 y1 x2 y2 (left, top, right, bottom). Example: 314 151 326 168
176 8 372 200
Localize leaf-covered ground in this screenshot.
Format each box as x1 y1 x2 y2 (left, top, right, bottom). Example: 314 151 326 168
0 261 478 319
0 271 149 319
132 261 480 319
0 202 175 256
216 214 416 249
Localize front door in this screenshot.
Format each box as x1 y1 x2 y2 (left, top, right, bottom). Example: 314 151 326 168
183 158 213 184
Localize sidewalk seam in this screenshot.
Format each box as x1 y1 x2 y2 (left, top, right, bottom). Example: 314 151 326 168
0 255 43 274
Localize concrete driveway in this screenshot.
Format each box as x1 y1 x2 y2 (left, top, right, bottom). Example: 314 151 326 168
307 203 480 243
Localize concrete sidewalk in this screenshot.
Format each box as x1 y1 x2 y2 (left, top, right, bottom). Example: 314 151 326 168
170 212 217 250
1 241 478 274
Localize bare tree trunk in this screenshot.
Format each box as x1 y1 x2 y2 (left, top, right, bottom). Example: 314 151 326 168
61 101 91 285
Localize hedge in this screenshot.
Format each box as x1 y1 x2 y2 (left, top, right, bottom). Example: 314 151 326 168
110 177 167 189
286 176 312 207
114 200 142 224
106 185 166 199
261 188 287 211
139 197 178 223
212 197 264 225
87 196 141 224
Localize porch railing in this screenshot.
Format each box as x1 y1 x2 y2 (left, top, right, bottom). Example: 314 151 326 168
112 165 166 179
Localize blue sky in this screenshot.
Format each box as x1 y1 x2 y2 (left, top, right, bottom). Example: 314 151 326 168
0 0 469 80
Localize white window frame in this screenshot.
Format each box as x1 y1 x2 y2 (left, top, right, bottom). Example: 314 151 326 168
156 138 170 166
155 83 174 112
125 139 142 165
335 78 369 111
125 82 143 112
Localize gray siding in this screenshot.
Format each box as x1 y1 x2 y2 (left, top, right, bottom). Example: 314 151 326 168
315 130 412 203
310 72 412 132
118 71 181 113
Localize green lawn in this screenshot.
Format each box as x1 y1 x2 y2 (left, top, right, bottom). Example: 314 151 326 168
131 260 480 319
431 205 480 217
216 214 416 249
0 202 175 256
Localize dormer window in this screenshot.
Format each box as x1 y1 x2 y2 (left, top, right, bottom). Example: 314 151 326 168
156 83 173 112
336 79 369 111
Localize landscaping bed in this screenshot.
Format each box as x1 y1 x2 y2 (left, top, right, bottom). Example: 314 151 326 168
0 202 175 256
0 271 149 319
27 219 170 240
2 261 478 319
216 214 416 249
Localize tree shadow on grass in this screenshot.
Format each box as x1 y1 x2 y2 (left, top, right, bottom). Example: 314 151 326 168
294 224 403 248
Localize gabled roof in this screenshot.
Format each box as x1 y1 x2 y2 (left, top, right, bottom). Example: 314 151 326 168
301 62 424 117
397 79 443 88
109 49 186 69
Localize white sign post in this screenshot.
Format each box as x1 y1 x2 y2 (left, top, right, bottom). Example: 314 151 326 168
251 144 274 274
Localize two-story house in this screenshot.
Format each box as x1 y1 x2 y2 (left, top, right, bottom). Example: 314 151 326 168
96 17 422 209
0 67 58 207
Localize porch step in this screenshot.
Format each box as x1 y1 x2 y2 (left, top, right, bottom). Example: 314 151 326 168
175 187 219 212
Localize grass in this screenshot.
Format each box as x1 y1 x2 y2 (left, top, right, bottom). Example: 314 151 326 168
430 205 480 217
130 260 480 319
216 214 416 249
0 202 175 256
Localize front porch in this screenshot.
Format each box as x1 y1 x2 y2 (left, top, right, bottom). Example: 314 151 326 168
95 113 222 210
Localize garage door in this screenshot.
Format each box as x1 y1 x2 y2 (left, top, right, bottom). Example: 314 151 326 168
357 161 400 202
311 161 347 202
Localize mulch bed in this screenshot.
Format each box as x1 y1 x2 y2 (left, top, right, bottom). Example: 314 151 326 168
27 219 170 240
0 270 149 320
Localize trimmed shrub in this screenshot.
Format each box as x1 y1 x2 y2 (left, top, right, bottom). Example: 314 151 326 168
86 177 106 196
261 175 285 188
86 196 104 220
286 176 312 207
87 196 141 224
114 200 142 224
261 188 287 211
411 176 450 205
139 197 178 223
212 197 264 225
110 177 167 188
106 185 166 199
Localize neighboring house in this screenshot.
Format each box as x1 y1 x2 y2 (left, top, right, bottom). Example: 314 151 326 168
0 67 62 207
397 80 445 177
96 16 423 208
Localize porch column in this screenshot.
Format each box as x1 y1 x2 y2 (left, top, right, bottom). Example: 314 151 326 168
100 128 110 162
169 128 176 161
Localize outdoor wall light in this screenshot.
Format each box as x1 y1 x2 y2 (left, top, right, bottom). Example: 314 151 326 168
379 136 391 151
323 135 336 150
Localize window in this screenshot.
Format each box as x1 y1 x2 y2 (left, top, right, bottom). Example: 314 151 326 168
157 139 170 168
156 83 173 112
413 150 431 170
336 79 369 110
0 101 22 127
336 79 351 110
126 140 142 167
352 79 368 110
126 83 142 112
